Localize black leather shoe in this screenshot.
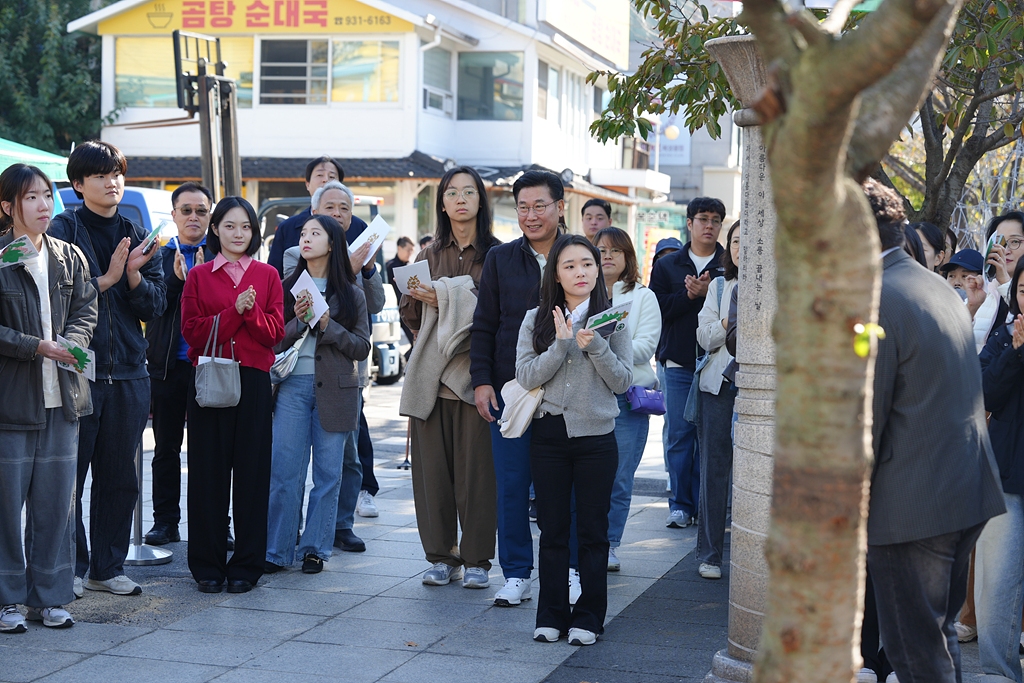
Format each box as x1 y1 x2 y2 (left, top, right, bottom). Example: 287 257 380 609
197 580 223 593
264 561 285 574
226 579 253 593
333 529 366 552
144 524 180 546
301 554 323 574
226 529 235 552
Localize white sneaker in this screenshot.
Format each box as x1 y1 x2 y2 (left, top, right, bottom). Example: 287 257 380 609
533 627 560 642
569 569 582 606
493 577 532 606
0 605 26 633
954 621 977 642
73 576 83 599
355 490 378 518
855 668 877 683
699 563 722 579
886 673 899 683
85 575 142 595
26 606 74 628
607 547 621 572
666 509 692 528
567 627 597 645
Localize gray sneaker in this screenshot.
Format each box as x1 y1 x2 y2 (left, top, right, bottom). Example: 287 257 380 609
462 567 490 589
85 575 142 595
26 606 74 628
666 509 692 528
422 563 463 586
0 605 26 633
607 547 621 572
72 576 83 599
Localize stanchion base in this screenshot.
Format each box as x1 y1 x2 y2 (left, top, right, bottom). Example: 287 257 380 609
125 543 173 566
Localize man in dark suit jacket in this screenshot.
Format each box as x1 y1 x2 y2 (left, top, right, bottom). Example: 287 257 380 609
865 179 1005 683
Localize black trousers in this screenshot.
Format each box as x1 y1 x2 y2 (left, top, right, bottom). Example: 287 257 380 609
150 360 193 526
531 414 617 635
358 407 378 496
187 366 273 585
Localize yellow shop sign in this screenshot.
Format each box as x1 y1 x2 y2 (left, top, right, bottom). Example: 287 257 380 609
98 0 413 34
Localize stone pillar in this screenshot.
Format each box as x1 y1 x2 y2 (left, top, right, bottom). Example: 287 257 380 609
702 35 775 683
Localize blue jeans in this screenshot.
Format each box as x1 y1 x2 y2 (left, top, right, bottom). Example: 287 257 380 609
489 394 534 579
607 393 650 547
868 523 985 683
975 492 1024 683
657 363 669 473
663 365 700 516
697 383 737 566
335 393 365 533
267 374 356 564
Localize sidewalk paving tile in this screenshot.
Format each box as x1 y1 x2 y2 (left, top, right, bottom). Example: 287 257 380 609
296 615 453 651
425 625 578 664
162 606 324 638
34 654 226 683
261 569 406 595
217 587 369 616
0 645 87 683
7 622 152 654
378 652 560 683
340 595 493 626
103 628 285 667
244 641 415 681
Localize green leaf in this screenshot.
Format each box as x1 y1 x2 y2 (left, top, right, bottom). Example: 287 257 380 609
1005 122 1016 138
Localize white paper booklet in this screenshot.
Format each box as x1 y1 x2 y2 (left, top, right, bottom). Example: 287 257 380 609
289 268 330 329
55 334 96 382
392 260 433 296
348 215 389 268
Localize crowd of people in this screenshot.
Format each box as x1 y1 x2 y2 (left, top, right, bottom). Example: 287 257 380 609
0 142 1021 682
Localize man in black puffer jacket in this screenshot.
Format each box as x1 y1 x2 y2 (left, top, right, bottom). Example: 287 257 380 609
48 141 166 598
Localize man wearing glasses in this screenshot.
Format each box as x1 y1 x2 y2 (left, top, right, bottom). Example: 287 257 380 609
471 170 564 606
649 197 726 530
144 182 215 546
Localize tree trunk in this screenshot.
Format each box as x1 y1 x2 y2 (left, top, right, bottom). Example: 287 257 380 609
737 0 965 680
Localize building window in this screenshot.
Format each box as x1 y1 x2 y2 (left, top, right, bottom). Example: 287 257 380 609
331 40 400 102
593 86 607 117
260 39 328 105
115 36 253 109
537 61 560 122
423 46 452 114
457 52 523 121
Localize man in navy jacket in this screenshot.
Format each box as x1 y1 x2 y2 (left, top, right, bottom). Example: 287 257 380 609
470 170 564 607
267 156 367 278
144 182 214 546
649 197 726 530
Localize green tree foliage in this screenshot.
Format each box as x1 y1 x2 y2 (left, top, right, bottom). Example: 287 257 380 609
592 0 1024 230
0 0 109 154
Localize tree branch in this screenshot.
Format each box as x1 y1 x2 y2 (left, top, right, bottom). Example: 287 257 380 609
739 0 800 67
844 0 960 182
883 154 928 195
937 77 1015 186
820 0 862 34
981 108 1024 153
828 0 962 100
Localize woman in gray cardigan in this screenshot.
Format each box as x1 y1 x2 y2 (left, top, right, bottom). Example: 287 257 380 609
265 215 370 575
515 235 632 647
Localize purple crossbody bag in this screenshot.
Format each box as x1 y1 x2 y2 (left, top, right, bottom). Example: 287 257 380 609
625 385 666 415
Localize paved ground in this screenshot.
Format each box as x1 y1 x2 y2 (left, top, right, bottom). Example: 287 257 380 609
6 378 1000 682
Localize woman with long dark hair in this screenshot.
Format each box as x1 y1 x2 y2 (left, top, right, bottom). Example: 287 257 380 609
694 221 740 580
0 165 97 631
913 222 946 272
515 234 632 646
399 166 501 588
265 215 370 575
181 196 284 594
976 257 1024 683
593 227 661 573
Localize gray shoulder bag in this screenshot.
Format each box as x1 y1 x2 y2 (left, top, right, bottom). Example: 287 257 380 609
195 313 241 408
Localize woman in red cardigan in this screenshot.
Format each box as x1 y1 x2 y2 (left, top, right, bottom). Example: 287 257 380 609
180 196 284 594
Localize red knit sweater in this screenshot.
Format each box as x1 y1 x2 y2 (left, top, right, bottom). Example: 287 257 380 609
181 259 285 372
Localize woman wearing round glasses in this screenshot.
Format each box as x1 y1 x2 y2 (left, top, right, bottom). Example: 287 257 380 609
400 166 501 589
